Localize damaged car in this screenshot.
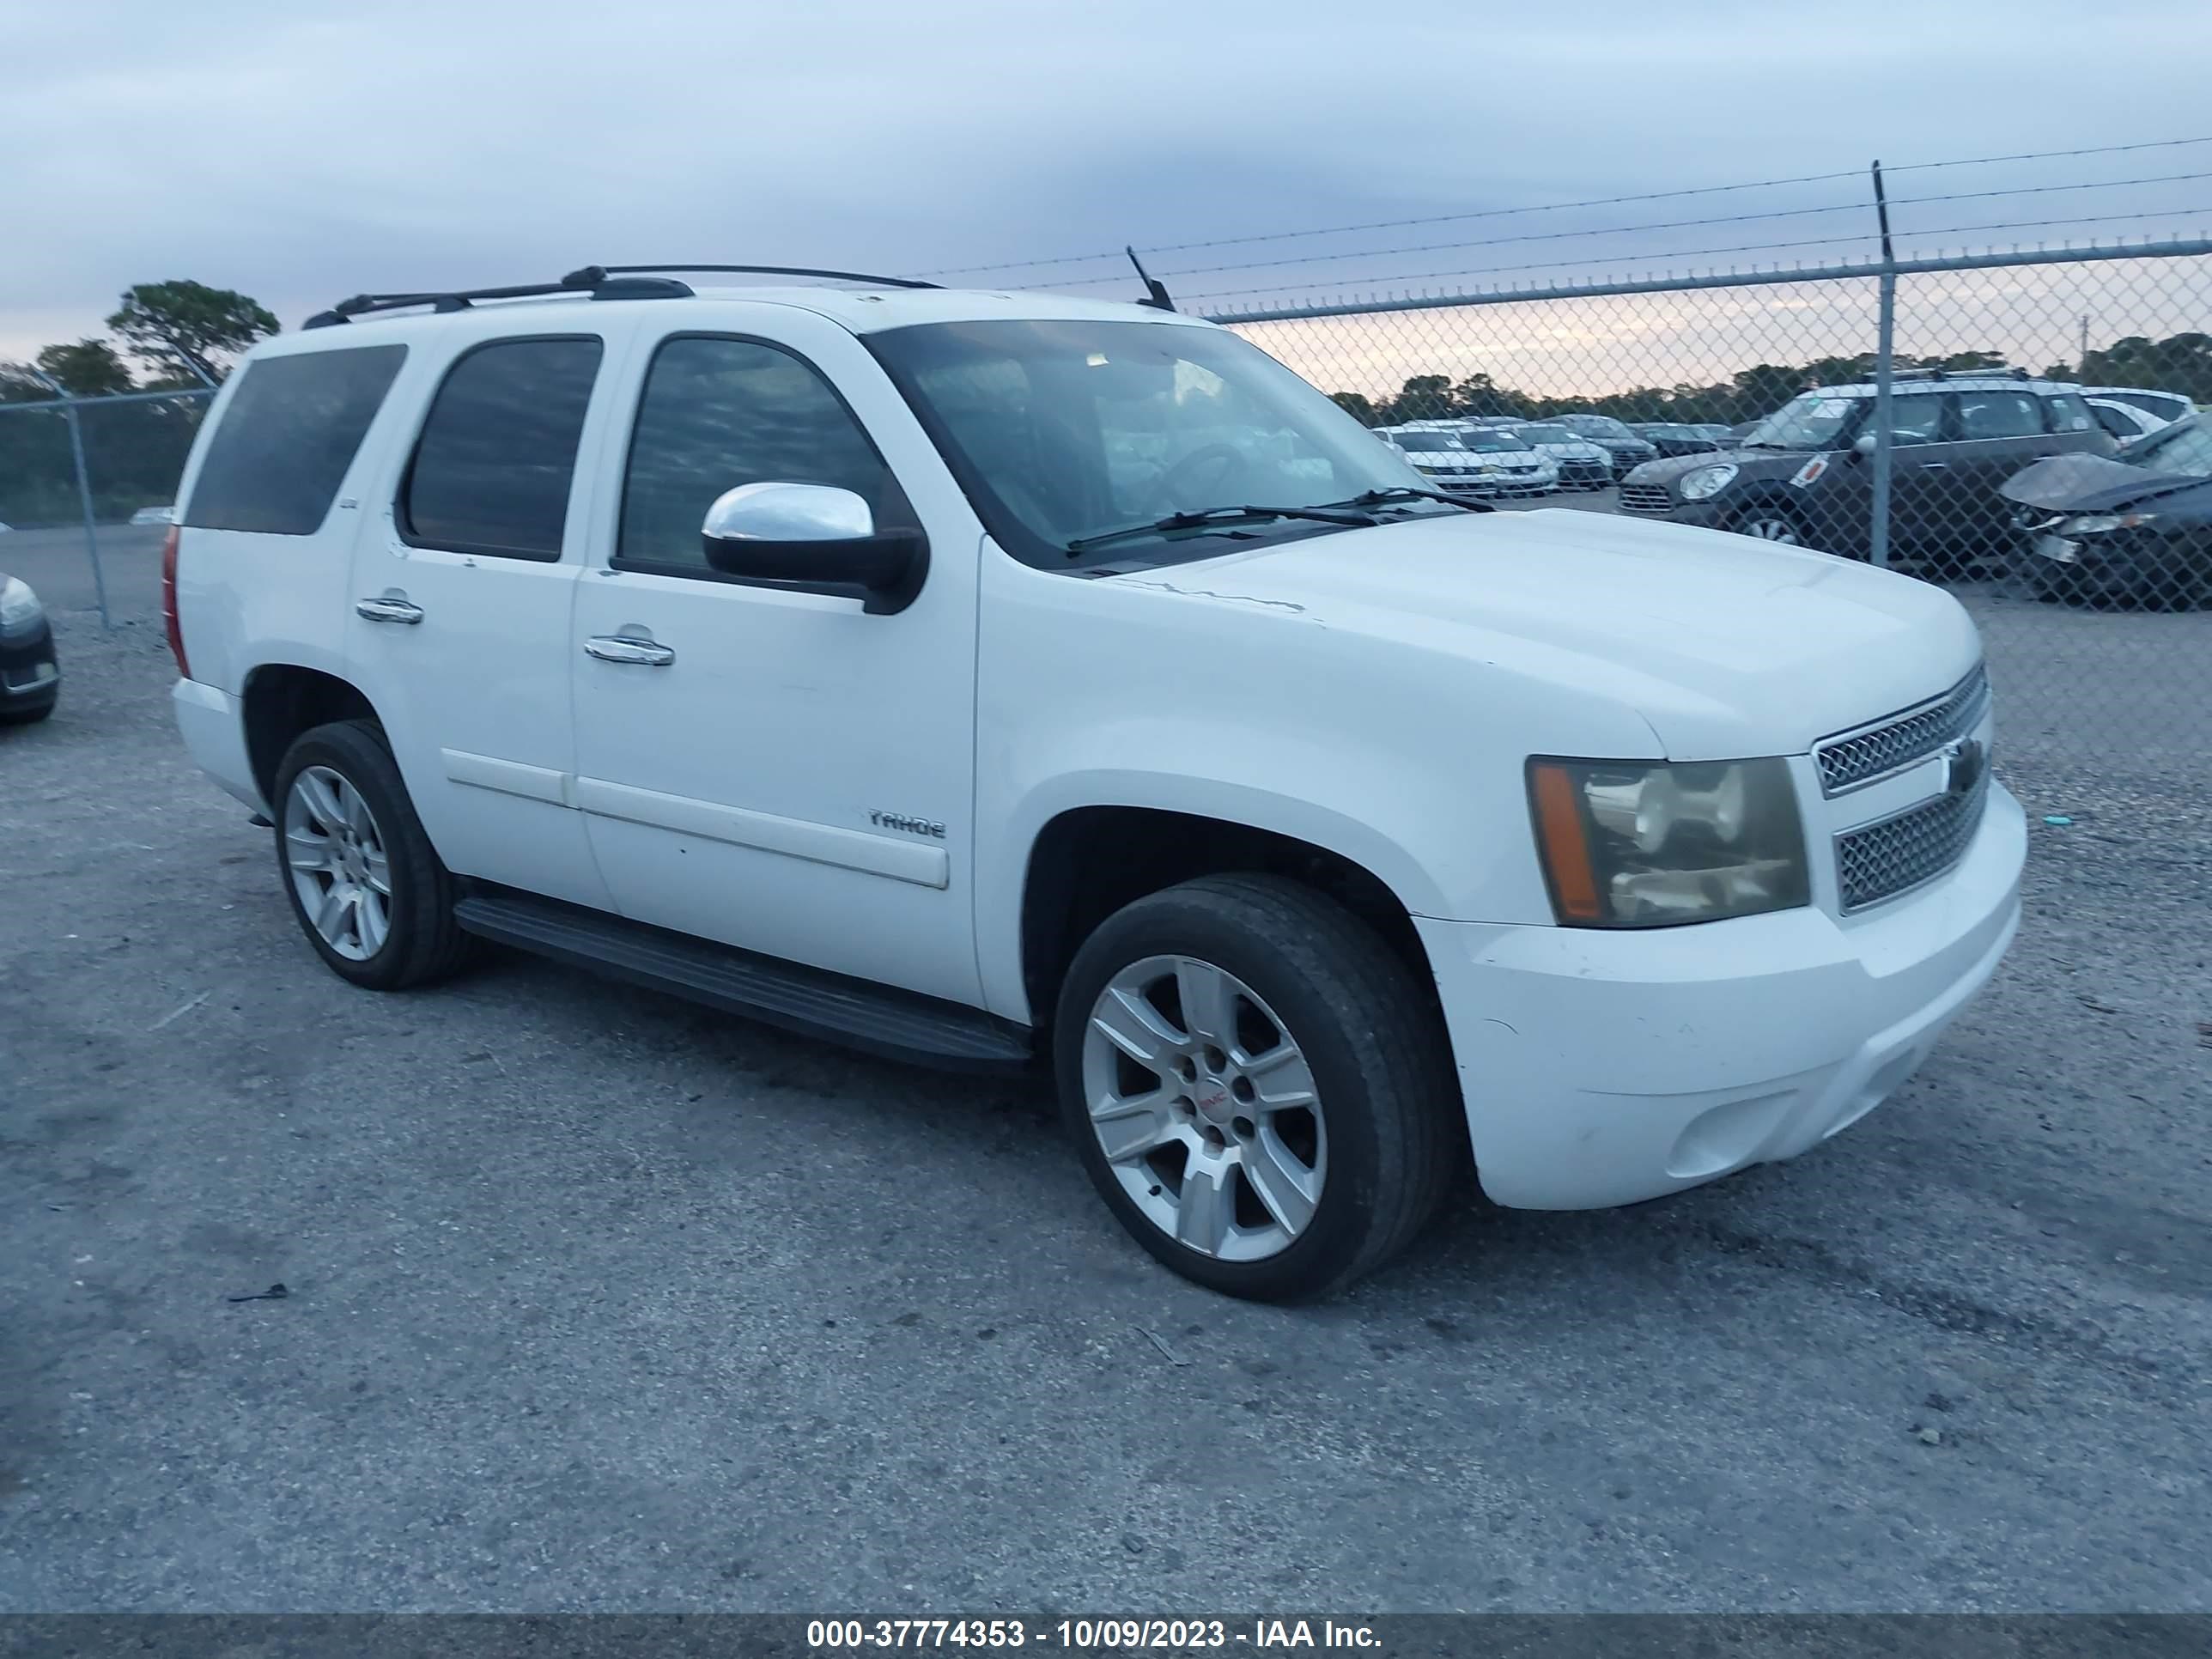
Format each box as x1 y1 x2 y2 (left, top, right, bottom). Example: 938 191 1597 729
2001 411 2212 609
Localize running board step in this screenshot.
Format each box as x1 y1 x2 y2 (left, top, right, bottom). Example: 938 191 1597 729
453 888 1034 1074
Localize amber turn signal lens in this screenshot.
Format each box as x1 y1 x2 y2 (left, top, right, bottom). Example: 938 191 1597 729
1528 761 1604 922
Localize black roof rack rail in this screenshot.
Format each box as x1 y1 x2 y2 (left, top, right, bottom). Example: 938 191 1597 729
304 274 605 329
302 263 939 329
566 263 940 290
1891 363 2031 383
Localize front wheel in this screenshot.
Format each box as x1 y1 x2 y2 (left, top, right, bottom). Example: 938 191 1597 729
1729 504 1807 546
1053 875 1462 1302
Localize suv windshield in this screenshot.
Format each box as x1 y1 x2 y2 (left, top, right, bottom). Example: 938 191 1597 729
1459 431 1531 453
866 319 1434 567
1558 414 1635 440
1391 432 1465 453
1514 424 1573 443
1739 392 1864 451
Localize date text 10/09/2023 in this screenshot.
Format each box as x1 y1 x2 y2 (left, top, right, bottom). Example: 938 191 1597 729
806 1620 1381 1651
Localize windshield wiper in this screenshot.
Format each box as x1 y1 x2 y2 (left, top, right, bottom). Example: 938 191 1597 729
1066 503 1381 556
1305 486 1492 514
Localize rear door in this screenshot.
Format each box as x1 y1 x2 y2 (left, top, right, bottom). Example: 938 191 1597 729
342 327 623 910
1942 386 2105 562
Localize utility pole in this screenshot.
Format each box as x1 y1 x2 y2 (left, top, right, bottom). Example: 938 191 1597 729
2079 313 2091 380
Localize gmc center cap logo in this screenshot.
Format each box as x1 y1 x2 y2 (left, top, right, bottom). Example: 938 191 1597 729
1941 737 1986 799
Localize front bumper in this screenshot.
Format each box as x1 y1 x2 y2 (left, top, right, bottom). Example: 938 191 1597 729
1415 781 2027 1210
0 617 59 707
1621 493 1725 526
1423 472 1553 499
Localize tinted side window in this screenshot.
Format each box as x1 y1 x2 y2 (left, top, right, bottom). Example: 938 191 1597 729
185 346 406 535
2108 392 2187 418
2044 393 2097 434
2089 404 2139 440
617 336 908 575
1956 390 2044 441
401 337 603 561
1878 394 1948 445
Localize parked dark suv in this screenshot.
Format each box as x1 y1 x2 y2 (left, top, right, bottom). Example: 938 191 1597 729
1619 369 2112 571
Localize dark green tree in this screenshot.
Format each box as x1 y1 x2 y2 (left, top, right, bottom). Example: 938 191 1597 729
2080 332 2212 404
106 280 279 384
1328 391 1380 426
34 339 135 397
1386 374 1454 423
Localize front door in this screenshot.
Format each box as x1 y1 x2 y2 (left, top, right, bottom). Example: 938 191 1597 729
343 330 617 911
567 314 984 1006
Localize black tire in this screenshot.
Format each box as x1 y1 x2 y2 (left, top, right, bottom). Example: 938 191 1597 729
0 694 56 725
1052 874 1463 1302
270 718 478 991
1729 501 1812 550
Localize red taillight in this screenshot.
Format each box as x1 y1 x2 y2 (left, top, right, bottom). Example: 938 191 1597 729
161 525 189 678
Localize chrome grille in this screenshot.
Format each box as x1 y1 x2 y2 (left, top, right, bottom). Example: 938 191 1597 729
1619 483 1674 514
1835 769 1990 912
1814 665 1989 795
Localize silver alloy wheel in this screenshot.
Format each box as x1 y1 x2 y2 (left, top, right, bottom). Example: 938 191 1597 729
283 764 392 962
1080 955 1328 1262
1739 513 1802 544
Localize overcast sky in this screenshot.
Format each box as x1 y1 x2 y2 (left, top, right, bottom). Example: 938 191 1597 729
4 0 2210 368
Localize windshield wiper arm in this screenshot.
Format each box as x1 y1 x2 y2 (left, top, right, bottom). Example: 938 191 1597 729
1066 503 1379 556
1305 487 1492 514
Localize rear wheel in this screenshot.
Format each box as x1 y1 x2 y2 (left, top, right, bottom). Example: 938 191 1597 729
271 719 478 990
1054 874 1462 1302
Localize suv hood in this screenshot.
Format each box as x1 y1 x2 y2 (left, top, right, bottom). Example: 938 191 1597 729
1124 508 1978 762
1628 447 1796 485
2000 451 2212 516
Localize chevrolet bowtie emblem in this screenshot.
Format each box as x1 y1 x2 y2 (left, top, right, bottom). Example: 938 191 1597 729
1942 737 1985 798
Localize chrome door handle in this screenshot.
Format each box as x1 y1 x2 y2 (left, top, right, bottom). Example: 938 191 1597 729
356 596 424 624
585 635 675 666
1914 461 1951 471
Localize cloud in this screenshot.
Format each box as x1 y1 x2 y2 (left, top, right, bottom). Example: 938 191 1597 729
3 0 2209 362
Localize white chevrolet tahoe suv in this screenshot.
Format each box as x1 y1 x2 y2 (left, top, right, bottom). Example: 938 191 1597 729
165 264 2027 1301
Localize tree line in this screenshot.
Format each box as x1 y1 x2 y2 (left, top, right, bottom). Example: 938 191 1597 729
1325 334 2212 428
0 281 277 525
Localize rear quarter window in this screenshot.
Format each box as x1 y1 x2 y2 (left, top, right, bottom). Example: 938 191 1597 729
2044 393 2097 434
399 336 603 562
183 345 407 535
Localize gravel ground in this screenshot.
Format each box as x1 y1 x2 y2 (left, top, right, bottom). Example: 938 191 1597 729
2 546 2208 1614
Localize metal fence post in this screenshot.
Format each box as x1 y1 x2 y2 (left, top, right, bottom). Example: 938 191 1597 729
1869 269 1897 572
1867 161 1897 573
23 370 113 629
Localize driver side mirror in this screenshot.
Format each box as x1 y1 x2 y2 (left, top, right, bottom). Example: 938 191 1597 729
1851 432 1879 457
700 483 928 615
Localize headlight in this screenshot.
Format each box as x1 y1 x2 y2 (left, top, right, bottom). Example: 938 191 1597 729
1528 757 1808 927
2063 513 2155 535
0 575 42 631
1678 464 1738 501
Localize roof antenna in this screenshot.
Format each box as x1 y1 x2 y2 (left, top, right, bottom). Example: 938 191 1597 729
1127 246 1176 313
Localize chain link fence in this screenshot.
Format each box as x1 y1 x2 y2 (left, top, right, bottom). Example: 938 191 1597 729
1208 242 2212 792
0 386 213 625
3 243 2204 799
